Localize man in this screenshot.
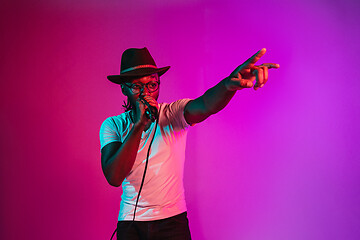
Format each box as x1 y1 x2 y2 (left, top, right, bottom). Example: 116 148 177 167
100 47 279 239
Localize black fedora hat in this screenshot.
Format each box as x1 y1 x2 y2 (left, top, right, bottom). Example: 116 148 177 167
107 47 170 84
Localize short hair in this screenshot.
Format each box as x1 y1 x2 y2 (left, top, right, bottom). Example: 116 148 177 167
122 97 133 112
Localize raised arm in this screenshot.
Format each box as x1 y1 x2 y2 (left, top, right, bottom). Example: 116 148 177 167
101 96 156 187
101 122 145 187
184 48 279 125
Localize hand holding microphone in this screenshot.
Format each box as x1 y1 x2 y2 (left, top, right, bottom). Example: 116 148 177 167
138 95 158 122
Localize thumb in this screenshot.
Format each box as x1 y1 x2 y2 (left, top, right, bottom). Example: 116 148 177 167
241 80 253 88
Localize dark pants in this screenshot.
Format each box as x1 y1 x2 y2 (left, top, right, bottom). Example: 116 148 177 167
116 212 191 240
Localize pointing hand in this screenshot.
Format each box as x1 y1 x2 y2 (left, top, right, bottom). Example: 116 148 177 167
225 48 280 91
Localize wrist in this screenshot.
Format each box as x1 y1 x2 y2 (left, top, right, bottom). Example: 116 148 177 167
222 77 237 92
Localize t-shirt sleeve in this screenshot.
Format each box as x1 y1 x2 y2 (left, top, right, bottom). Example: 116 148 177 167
166 98 194 129
99 117 121 149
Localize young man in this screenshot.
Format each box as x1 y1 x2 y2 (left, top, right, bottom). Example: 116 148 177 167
100 47 279 239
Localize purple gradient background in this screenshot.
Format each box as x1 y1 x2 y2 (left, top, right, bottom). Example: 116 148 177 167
1 0 359 239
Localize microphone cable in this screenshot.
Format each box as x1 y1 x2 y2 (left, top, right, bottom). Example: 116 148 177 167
132 106 159 221
110 105 160 240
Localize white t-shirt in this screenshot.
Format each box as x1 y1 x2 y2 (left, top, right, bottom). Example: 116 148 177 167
100 98 192 221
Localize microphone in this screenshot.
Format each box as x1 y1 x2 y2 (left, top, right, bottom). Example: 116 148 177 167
139 95 158 122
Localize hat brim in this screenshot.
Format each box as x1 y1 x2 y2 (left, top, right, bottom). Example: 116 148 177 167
107 66 170 84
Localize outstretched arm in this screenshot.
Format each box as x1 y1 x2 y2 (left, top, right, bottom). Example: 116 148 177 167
184 48 279 125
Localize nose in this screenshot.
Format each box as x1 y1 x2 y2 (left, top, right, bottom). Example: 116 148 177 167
139 86 150 96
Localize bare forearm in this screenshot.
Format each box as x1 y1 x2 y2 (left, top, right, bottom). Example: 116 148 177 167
185 49 280 125
201 77 236 115
102 123 145 187
185 77 236 124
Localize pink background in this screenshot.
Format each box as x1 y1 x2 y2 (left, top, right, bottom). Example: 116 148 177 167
1 0 359 239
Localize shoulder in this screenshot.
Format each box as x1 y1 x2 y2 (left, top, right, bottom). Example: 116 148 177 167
106 112 129 123
99 112 132 149
101 112 130 130
159 98 193 128
160 98 192 113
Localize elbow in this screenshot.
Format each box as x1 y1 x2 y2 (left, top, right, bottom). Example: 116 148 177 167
101 160 127 187
103 170 123 187
109 181 121 187
106 176 122 187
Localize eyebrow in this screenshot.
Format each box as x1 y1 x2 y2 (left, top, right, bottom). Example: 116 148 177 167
132 80 158 85
130 75 158 84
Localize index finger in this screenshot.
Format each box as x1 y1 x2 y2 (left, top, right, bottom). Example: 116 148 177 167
231 48 266 75
244 48 266 67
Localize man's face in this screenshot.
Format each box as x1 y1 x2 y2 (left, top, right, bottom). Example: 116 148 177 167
122 73 160 105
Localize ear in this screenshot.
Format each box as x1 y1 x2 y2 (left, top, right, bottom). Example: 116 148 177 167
120 84 128 96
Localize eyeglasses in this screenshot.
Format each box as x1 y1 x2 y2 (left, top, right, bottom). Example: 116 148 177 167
124 81 160 94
